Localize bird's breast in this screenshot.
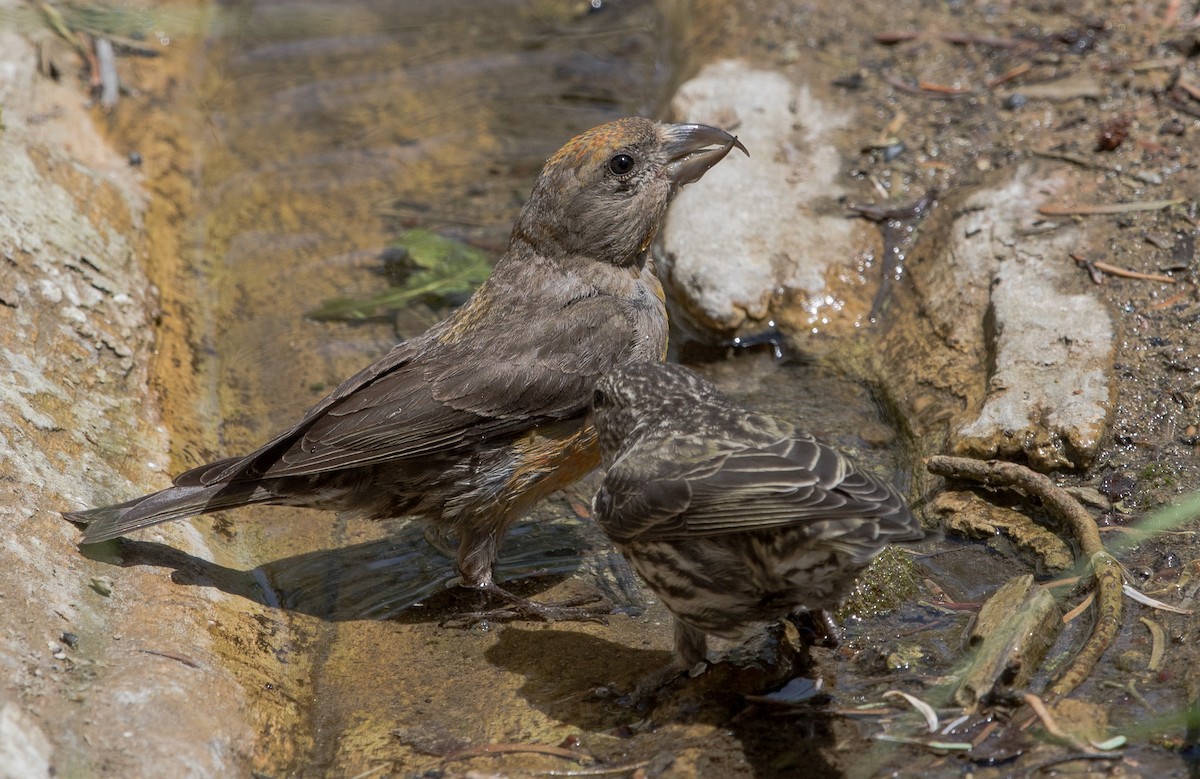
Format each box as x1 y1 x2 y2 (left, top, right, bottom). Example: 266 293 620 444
501 421 601 513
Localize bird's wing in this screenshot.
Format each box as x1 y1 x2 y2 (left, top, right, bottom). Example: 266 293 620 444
592 466 696 545
425 293 655 419
176 336 429 485
596 431 916 546
184 294 647 483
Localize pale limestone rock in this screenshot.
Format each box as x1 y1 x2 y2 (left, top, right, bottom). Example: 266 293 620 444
0 17 256 777
662 59 853 332
944 166 1114 469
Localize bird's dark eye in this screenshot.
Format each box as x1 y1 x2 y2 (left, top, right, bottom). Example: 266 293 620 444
607 154 635 176
592 388 607 407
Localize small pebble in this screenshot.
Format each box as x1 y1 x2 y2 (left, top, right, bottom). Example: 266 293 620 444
1002 93 1027 110
1099 472 1136 500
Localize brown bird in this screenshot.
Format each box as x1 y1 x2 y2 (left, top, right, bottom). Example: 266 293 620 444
66 118 747 620
590 362 927 667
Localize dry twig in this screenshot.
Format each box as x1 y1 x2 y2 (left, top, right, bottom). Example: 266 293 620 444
1028 149 1165 185
986 62 1031 88
881 71 972 98
1071 253 1177 284
873 30 1027 49
443 742 593 765
1038 198 1185 216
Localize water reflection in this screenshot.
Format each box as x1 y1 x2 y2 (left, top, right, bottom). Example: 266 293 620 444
114 507 649 621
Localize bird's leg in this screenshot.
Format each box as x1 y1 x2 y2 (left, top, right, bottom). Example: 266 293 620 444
422 524 458 559
438 579 612 627
614 620 706 711
788 609 841 648
729 325 785 359
673 620 711 671
438 532 612 626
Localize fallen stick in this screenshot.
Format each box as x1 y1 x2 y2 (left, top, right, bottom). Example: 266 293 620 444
1071 253 1177 284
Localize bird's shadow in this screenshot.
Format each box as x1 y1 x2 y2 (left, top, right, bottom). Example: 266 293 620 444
82 515 649 623
486 626 840 778
81 517 840 776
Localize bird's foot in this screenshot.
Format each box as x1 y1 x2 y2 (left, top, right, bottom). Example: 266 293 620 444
608 659 707 712
439 582 613 627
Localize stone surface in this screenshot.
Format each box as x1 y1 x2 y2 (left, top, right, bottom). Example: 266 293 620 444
929 491 1073 572
878 164 1115 471
953 258 1113 469
656 64 1115 473
661 59 854 334
953 574 1062 708
0 14 256 777
0 703 51 779
944 167 1114 469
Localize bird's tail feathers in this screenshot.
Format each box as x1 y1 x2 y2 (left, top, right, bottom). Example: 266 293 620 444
172 455 245 487
64 482 267 544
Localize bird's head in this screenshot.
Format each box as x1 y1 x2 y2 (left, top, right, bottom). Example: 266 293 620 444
512 118 746 267
591 361 729 466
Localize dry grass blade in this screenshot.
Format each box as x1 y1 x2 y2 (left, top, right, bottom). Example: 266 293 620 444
1038 198 1185 216
1123 584 1193 614
1072 254 1177 283
1061 591 1095 624
883 690 940 732
1140 616 1165 672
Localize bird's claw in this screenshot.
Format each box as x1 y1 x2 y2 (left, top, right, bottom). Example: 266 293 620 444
788 609 841 649
613 661 697 712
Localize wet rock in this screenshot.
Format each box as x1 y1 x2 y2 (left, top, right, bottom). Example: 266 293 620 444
929 491 1074 572
663 70 1114 472
884 644 926 673
1045 699 1111 749
952 253 1113 468
1099 472 1137 500
1064 486 1112 511
0 17 258 776
1115 649 1149 673
661 59 854 334
880 163 1115 470
838 547 923 618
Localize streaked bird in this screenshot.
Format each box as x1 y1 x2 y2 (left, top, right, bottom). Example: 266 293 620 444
65 118 746 620
591 361 927 665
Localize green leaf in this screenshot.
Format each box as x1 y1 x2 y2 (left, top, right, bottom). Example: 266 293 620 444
308 229 492 322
